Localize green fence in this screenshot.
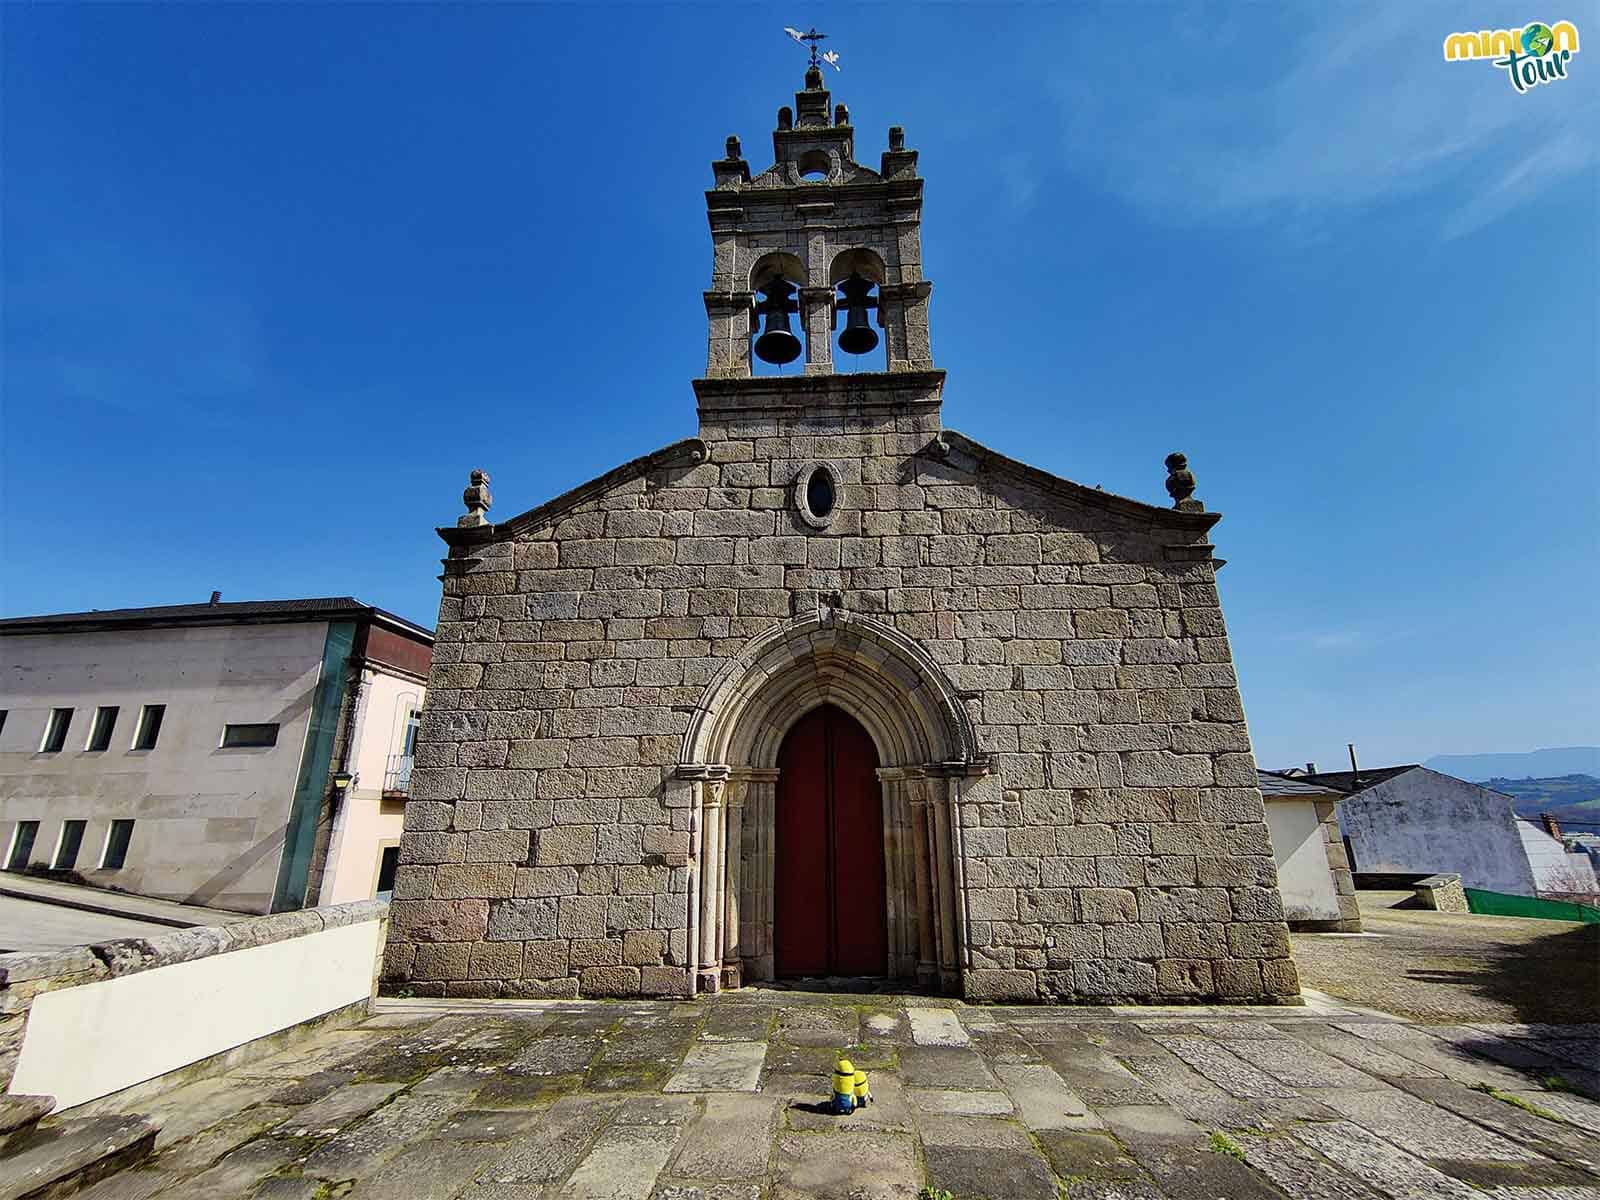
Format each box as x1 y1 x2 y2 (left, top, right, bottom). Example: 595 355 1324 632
1463 888 1600 923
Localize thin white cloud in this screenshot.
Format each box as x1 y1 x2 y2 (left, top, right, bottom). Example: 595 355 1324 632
6 242 265 423
1050 3 1597 238
1276 629 1373 651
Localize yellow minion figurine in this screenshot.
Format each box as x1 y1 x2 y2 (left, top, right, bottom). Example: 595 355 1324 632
831 1057 857 1114
852 1068 871 1108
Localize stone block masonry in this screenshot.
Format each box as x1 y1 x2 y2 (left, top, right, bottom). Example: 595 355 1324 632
382 65 1297 1005
381 380 1299 1004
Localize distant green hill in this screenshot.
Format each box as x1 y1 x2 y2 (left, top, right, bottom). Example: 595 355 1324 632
1484 774 1600 827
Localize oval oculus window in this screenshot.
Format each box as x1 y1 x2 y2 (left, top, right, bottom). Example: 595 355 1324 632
793 460 843 529
806 468 836 519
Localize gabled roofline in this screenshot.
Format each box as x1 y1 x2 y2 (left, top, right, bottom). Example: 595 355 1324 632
440 438 710 549
936 431 1222 531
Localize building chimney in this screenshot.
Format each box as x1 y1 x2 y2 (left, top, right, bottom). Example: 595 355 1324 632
1305 762 1316 774
1540 813 1562 840
1347 743 1361 786
209 591 222 606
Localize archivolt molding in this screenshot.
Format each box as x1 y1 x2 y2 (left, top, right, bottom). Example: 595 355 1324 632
678 608 985 774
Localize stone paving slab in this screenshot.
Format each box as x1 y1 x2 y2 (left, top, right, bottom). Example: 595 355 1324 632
663 1041 765 1092
49 991 1600 1200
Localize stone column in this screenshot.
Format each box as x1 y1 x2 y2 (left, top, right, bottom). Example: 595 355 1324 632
751 774 778 981
928 775 962 991
723 780 746 988
907 778 938 987
879 774 902 978
698 779 724 992
877 281 933 372
800 286 834 376
704 292 753 379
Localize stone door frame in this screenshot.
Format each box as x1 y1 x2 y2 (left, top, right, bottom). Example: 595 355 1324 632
674 608 989 994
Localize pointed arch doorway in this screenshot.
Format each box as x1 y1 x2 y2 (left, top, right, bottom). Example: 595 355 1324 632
774 704 887 978
677 609 991 994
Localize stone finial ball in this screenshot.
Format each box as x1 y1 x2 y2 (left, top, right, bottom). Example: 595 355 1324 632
1164 453 1187 472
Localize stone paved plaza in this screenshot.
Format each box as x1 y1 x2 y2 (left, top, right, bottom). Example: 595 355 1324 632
66 989 1600 1200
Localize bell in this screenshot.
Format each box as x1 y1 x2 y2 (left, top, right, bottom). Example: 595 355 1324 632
754 276 803 365
836 272 879 357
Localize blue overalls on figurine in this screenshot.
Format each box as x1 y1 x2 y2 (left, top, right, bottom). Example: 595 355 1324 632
831 1057 857 1114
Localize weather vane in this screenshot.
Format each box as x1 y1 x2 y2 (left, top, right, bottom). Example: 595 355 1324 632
784 26 841 71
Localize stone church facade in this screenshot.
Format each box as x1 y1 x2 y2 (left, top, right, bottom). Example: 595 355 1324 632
381 68 1300 1005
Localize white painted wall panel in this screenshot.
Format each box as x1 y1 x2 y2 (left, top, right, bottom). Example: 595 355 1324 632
1265 798 1341 922
10 918 380 1111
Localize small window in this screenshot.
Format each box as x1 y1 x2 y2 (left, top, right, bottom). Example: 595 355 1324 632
54 819 86 869
793 460 844 529
402 708 421 757
7 820 39 870
0 711 8 738
376 845 400 899
87 706 120 752
806 469 836 519
102 819 135 869
222 722 280 748
132 704 165 751
41 708 74 753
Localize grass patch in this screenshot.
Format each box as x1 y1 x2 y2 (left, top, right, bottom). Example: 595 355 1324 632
1208 1131 1247 1160
917 1189 955 1200
1469 1082 1563 1121
1543 1075 1577 1094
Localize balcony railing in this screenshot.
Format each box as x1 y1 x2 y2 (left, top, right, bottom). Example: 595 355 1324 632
383 754 414 796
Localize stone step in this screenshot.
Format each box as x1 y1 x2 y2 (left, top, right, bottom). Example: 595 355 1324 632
0 1095 55 1145
0 1113 158 1200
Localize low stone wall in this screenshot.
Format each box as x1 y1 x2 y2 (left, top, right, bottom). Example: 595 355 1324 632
1413 873 1469 913
1 899 387 1112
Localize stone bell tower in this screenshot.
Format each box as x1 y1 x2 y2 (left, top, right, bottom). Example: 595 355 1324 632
701 63 934 379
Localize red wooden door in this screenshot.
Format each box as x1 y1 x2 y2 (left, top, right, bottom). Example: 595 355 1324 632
774 705 887 977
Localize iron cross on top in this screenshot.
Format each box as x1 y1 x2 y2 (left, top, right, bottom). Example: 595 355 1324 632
783 26 840 71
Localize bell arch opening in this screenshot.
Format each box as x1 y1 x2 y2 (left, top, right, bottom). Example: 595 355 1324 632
677 610 987 992
748 253 808 377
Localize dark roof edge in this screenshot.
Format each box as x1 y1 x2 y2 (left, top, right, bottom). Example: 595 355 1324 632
1257 769 1344 796
937 431 1222 531
0 598 434 642
440 438 709 549
1300 764 1424 795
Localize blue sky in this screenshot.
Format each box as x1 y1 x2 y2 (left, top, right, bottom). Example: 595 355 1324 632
3 3 1595 772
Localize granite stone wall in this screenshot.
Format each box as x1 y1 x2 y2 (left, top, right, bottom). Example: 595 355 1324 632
381 378 1300 1004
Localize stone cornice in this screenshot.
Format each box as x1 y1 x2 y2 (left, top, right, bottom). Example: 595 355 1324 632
932 430 1222 534
438 438 709 549
694 370 944 418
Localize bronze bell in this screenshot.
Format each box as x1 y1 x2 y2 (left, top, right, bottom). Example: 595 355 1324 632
836 272 879 357
754 276 802 365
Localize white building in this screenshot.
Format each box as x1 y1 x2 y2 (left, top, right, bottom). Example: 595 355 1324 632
1256 771 1361 931
0 597 431 914
1305 765 1598 899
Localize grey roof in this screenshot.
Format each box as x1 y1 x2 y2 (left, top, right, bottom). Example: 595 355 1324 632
1298 765 1421 795
1257 770 1343 797
0 597 433 641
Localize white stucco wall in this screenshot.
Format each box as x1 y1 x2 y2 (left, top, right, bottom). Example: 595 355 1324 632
0 622 332 912
8 914 383 1111
351 671 424 791
1264 796 1341 922
318 669 421 905
1518 819 1598 894
1339 768 1537 895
